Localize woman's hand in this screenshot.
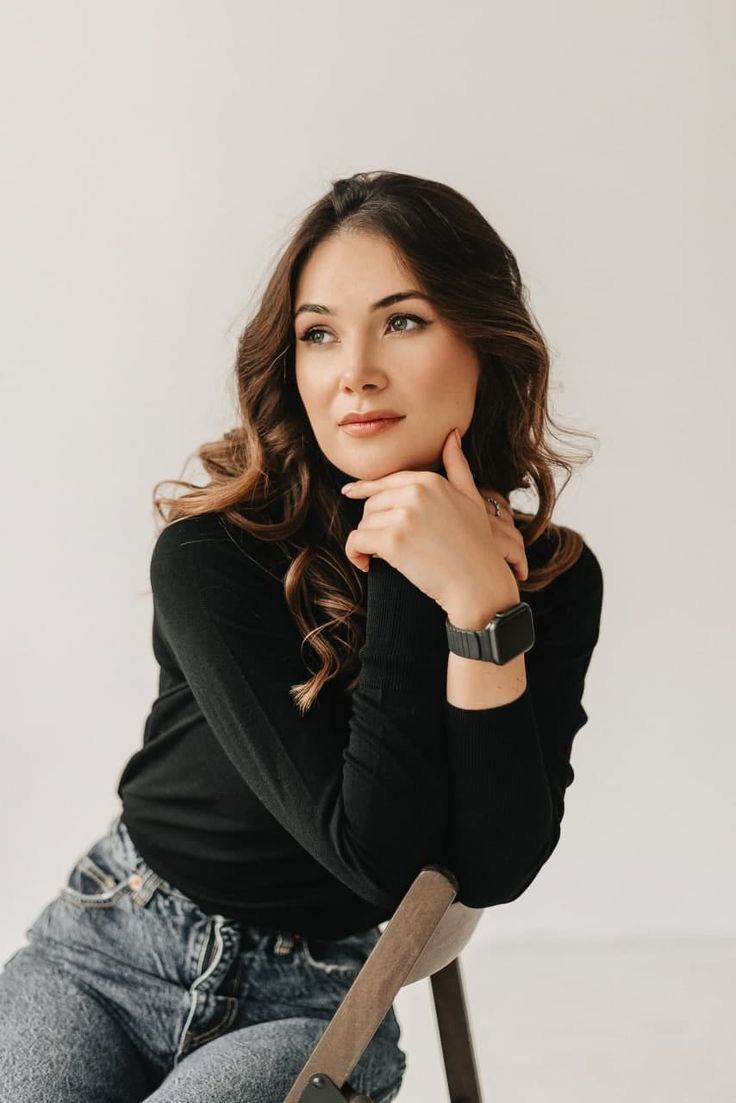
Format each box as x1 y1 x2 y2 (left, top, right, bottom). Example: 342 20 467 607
475 487 529 582
340 428 527 616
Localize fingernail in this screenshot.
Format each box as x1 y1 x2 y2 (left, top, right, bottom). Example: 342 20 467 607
341 483 356 494
454 428 462 446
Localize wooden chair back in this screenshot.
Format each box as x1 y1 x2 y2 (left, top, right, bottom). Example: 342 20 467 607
284 864 486 1103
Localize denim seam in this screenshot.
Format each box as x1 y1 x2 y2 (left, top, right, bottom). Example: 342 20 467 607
194 922 215 977
299 940 362 975
175 915 227 1062
59 883 132 909
78 855 116 891
187 951 242 1044
133 865 195 905
117 819 196 905
154 884 196 904
186 996 239 1045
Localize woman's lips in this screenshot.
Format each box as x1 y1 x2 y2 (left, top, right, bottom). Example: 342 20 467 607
339 417 404 438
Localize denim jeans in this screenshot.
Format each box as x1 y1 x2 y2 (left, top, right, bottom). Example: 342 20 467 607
0 813 407 1102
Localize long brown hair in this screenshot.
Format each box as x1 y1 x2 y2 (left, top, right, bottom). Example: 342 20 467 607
153 170 597 713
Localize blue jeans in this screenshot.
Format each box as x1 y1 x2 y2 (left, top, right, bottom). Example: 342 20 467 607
0 814 407 1102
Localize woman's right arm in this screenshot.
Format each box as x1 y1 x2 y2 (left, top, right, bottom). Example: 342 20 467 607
150 511 452 912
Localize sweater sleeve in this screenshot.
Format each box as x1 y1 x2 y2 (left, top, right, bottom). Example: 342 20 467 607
442 540 604 908
149 513 451 913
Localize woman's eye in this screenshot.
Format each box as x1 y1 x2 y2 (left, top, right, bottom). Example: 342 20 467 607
297 312 427 345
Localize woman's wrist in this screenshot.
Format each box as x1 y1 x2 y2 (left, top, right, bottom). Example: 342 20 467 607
444 576 521 632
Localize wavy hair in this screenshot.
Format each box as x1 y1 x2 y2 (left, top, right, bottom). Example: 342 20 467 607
152 170 597 714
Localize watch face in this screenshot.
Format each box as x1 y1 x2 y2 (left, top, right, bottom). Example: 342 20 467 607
495 603 535 663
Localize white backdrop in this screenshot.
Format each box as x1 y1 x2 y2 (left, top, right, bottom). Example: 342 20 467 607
1 0 733 1081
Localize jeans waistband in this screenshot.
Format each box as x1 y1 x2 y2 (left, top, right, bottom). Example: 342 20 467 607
107 813 376 955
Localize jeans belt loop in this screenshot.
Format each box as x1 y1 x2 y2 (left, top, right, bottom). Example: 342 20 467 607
274 931 303 954
128 869 163 906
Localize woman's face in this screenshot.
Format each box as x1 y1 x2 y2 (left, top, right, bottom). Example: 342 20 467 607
293 231 480 481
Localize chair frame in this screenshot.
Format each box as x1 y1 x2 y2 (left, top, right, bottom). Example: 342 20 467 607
284 864 485 1103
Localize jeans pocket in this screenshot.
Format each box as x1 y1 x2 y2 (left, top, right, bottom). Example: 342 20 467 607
58 825 138 909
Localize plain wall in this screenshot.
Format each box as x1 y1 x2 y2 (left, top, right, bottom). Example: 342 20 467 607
1 0 733 969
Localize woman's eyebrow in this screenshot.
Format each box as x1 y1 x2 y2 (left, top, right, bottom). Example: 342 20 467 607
294 290 433 320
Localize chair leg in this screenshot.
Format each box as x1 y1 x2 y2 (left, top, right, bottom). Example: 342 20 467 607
430 956 483 1103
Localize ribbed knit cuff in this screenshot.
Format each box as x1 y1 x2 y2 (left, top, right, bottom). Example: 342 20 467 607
358 556 448 692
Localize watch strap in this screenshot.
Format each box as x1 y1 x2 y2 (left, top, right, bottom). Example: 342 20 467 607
445 601 535 664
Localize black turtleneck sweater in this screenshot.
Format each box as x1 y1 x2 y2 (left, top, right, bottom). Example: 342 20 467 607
116 459 603 938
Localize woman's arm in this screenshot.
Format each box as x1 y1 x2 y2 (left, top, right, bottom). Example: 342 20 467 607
445 574 529 710
441 541 604 907
149 511 453 913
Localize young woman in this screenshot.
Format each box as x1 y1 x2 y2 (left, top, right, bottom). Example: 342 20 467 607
0 170 604 1102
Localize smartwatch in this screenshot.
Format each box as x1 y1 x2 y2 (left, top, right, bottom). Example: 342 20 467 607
445 601 535 665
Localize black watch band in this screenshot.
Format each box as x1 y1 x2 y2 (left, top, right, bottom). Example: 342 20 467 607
445 601 535 665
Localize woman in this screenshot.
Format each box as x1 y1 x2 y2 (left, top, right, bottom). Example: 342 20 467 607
0 170 604 1102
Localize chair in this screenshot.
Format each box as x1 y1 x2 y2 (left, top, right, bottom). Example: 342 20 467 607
284 864 485 1103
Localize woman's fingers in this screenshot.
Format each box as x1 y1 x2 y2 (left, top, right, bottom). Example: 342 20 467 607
477 487 528 582
477 486 512 517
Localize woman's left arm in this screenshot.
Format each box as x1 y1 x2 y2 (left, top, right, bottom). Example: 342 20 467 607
340 428 604 908
441 541 604 908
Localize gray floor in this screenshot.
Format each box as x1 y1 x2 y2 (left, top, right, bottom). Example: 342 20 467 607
391 937 735 1102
